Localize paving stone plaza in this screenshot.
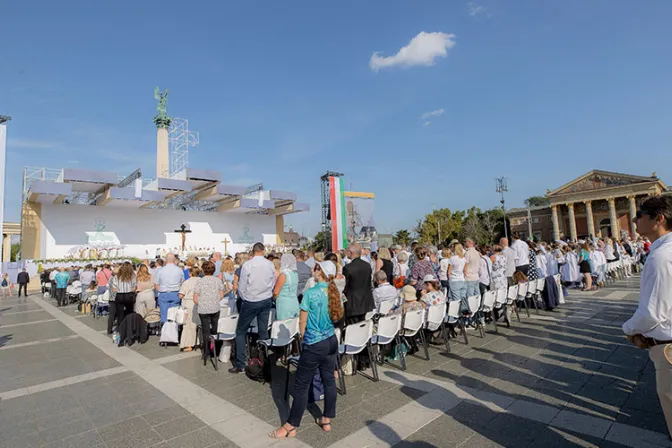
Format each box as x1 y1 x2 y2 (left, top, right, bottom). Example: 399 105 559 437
1 277 671 448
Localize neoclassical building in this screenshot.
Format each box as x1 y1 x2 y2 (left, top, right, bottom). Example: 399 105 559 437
509 170 668 242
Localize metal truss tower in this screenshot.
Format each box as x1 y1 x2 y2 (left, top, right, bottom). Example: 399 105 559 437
168 118 199 178
320 171 343 252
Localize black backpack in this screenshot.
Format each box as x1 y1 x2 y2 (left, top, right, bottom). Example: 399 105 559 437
245 358 266 383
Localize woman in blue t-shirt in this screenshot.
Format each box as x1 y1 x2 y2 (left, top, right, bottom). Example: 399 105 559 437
269 261 344 439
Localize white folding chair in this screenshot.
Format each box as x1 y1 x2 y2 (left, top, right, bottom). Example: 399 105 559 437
204 315 240 371
365 310 376 320
507 285 521 322
402 309 430 361
467 295 485 338
447 300 467 345
425 304 449 352
554 274 565 304
258 318 301 400
94 289 110 319
378 300 395 315
494 288 507 308
338 319 378 386
517 282 531 318
481 290 498 334
535 278 546 311
372 314 405 369
526 280 540 314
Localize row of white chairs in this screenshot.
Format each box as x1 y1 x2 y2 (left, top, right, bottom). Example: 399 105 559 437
211 274 563 398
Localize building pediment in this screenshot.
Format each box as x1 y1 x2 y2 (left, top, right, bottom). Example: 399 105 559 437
547 170 662 198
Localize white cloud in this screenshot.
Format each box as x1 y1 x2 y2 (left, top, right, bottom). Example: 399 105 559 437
468 2 489 18
421 109 444 120
369 31 456 71
423 121 432 127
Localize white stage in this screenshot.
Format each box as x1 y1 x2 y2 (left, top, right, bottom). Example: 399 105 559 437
37 203 279 259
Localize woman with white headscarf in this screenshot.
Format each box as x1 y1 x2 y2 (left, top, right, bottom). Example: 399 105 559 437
273 254 300 320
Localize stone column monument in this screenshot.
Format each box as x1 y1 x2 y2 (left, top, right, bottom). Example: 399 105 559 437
153 87 171 179
0 116 9 261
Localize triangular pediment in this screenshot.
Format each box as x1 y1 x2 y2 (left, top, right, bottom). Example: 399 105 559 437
547 170 658 197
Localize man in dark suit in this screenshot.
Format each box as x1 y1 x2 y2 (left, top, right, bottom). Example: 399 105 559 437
342 243 374 324
17 269 30 297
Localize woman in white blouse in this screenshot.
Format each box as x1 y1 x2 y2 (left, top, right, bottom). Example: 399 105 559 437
178 266 200 352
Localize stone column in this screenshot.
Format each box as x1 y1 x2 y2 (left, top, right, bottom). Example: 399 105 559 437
584 200 596 238
2 234 11 262
156 127 169 179
551 205 560 241
608 197 619 238
567 203 577 242
628 195 638 238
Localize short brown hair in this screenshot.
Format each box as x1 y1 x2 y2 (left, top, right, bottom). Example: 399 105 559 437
202 261 216 276
190 266 201 278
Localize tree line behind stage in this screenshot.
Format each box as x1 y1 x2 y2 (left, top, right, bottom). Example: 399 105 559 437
311 202 535 252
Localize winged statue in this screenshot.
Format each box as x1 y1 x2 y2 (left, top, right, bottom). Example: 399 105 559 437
154 87 169 116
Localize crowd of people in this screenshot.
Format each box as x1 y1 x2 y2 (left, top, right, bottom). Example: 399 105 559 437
7 195 672 440
26 229 650 437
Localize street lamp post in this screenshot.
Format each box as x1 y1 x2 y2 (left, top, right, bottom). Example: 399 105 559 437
525 199 533 241
496 177 509 241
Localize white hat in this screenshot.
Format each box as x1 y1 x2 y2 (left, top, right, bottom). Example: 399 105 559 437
401 285 418 302
318 261 337 278
423 274 438 283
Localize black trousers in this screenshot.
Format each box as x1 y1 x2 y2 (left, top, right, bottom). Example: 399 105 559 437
56 288 67 306
515 265 529 275
115 292 136 329
287 335 338 428
18 284 28 297
199 311 220 358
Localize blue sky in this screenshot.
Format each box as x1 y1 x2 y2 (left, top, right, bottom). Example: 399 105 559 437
2 0 671 237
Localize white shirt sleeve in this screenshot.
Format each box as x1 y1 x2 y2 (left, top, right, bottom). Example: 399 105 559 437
623 250 672 337
238 263 250 299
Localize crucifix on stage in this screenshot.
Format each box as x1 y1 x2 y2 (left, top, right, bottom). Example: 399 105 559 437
174 224 192 251
221 238 230 256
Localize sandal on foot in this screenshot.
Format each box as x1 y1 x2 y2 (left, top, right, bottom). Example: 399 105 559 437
315 418 332 432
269 425 296 439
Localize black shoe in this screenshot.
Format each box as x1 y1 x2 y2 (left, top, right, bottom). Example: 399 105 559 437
228 367 244 374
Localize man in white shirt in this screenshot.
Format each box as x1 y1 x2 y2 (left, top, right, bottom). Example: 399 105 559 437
510 232 530 275
623 196 672 438
373 270 398 312
464 239 481 297
154 254 184 323
500 238 516 286
231 242 275 374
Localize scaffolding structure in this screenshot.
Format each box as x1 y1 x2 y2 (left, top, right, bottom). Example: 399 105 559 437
168 118 199 178
22 167 63 200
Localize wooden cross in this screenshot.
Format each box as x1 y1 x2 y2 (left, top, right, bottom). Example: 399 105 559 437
173 224 192 251
221 238 230 256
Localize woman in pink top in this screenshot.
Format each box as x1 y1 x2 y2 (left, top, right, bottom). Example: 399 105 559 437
96 264 113 294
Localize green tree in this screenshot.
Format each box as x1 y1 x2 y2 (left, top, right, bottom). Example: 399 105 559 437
10 243 20 262
393 229 411 246
414 208 463 246
480 208 505 244
526 196 550 207
312 231 327 252
460 207 487 244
